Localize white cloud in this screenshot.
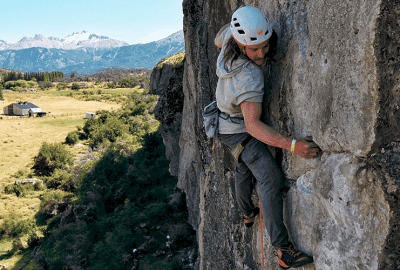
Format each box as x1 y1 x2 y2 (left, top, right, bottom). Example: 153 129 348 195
134 28 182 44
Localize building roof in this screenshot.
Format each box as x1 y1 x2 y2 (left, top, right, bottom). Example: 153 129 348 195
28 108 43 113
13 102 40 109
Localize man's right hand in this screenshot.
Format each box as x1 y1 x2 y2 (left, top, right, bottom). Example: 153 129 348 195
294 136 322 159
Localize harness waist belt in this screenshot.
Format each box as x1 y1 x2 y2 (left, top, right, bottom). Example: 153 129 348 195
220 112 245 124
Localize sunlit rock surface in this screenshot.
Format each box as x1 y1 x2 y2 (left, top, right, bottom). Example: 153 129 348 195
154 0 400 269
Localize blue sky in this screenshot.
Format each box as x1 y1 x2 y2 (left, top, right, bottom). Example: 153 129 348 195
1 0 183 44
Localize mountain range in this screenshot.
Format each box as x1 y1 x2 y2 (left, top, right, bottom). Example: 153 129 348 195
0 30 184 74
0 31 129 51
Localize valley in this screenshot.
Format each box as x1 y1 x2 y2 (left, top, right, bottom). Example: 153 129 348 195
0 56 196 270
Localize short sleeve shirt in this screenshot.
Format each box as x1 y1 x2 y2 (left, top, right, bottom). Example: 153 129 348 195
216 58 264 134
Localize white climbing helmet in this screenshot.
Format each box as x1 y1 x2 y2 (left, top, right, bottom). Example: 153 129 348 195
230 6 272 47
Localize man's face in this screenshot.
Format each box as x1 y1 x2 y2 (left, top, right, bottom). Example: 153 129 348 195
242 40 270 66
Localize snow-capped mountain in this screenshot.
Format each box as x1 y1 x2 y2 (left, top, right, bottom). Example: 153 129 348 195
0 30 185 74
0 40 11 50
0 31 129 50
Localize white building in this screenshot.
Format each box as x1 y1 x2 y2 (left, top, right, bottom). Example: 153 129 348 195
85 112 96 118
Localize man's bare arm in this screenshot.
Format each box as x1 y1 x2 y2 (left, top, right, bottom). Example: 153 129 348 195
240 101 321 158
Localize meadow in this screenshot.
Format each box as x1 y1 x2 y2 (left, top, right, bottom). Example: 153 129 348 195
0 90 123 184
0 88 124 268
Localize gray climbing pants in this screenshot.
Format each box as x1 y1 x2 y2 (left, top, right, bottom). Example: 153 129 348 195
218 132 289 248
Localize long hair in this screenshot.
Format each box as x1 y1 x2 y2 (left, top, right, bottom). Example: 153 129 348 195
222 36 244 69
222 30 278 69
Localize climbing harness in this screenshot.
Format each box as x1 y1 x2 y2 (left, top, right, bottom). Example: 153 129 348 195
229 134 252 162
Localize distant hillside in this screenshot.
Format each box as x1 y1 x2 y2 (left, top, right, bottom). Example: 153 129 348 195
0 31 184 74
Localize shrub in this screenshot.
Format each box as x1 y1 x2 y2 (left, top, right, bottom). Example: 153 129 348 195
27 80 37 88
0 89 3 101
12 168 27 178
4 80 29 89
107 82 116 89
32 142 73 176
66 130 79 145
39 190 73 217
12 238 24 252
39 81 53 89
27 231 41 247
90 118 128 146
33 181 44 191
11 86 23 92
0 214 35 237
4 184 23 196
46 169 75 192
57 82 67 90
71 83 80 90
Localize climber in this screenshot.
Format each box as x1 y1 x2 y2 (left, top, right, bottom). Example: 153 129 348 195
214 6 321 269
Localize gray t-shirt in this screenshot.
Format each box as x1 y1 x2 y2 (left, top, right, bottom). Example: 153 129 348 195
215 25 264 134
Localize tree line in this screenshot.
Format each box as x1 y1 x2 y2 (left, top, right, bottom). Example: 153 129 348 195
2 71 63 83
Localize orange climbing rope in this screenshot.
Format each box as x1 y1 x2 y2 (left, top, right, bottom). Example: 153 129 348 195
259 199 265 270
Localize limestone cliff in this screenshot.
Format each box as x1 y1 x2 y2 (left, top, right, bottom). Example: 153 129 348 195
152 0 400 269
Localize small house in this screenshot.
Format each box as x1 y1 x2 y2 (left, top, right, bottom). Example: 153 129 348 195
3 102 44 116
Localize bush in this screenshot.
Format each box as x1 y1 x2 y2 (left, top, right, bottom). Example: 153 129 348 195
39 190 73 217
90 118 128 146
4 80 29 89
27 231 40 247
107 82 116 89
32 142 73 176
12 168 27 178
39 81 54 89
4 184 23 196
0 214 35 237
0 89 3 101
71 83 80 90
11 86 23 92
57 82 67 90
12 238 24 252
66 130 79 145
33 181 44 191
46 169 75 192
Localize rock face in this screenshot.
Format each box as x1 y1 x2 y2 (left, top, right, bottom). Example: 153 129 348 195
153 0 400 269
151 60 185 176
